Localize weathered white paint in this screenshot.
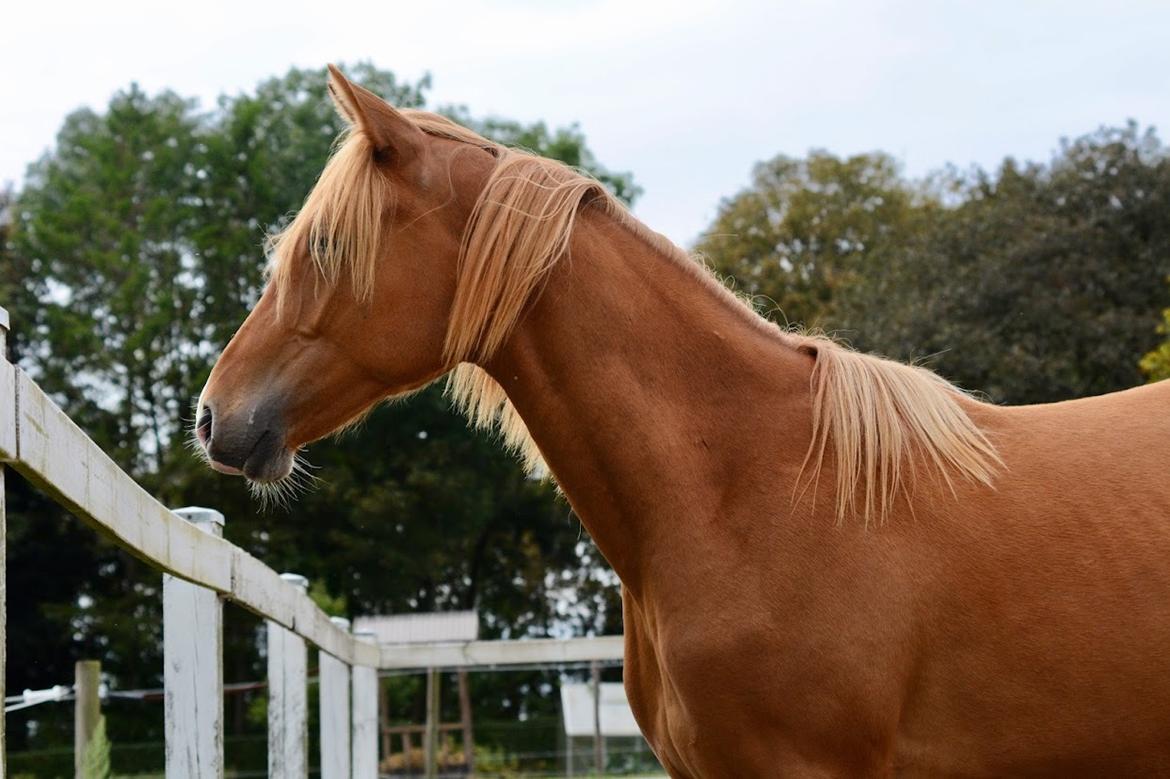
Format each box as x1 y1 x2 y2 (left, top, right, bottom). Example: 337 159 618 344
233 549 297 627
268 573 310 779
16 372 231 588
320 617 352 779
0 361 15 462
591 661 605 770
352 630 380 778
164 508 225 779
304 599 352 664
3 369 370 664
379 635 626 670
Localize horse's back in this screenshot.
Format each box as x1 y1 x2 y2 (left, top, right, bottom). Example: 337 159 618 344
982 378 1170 527
897 380 1170 773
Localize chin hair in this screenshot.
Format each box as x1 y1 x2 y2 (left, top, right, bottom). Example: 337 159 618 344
247 451 320 511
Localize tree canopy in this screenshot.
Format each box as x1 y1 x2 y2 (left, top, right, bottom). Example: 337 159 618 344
694 150 926 329
696 123 1170 405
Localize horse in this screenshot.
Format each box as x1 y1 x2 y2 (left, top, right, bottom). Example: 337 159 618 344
195 65 1170 776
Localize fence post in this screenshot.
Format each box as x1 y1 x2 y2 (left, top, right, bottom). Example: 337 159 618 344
163 507 225 779
320 616 352 779
0 303 9 777
74 660 102 776
268 573 310 779
379 680 392 764
458 670 475 773
591 661 604 773
352 630 380 778
424 668 440 779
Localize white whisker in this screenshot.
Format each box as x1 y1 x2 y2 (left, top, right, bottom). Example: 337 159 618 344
247 449 320 511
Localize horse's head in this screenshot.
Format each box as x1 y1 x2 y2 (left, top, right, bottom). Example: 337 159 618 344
197 65 616 490
196 67 485 484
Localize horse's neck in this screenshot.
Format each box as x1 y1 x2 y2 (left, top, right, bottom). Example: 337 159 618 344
484 210 816 594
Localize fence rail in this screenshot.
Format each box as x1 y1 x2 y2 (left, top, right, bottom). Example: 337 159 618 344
0 305 378 777
379 636 625 670
0 304 630 778
5 366 377 668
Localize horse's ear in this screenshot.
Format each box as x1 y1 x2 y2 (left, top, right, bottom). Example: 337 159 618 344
326 64 423 163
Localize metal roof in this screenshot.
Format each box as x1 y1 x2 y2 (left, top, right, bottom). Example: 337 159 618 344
560 682 642 737
352 610 478 645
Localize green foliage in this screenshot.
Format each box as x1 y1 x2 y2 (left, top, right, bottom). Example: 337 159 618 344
451 109 641 206
13 85 202 469
1141 306 1170 382
845 122 1170 404
473 742 522 776
308 579 347 617
694 151 925 328
696 123 1170 405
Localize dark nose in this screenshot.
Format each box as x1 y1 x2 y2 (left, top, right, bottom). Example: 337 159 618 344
197 398 285 479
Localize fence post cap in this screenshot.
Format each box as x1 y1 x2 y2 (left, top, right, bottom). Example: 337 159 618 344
279 572 310 589
0 305 9 332
172 506 225 527
330 616 351 631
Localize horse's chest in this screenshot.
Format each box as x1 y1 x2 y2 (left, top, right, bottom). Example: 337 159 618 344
621 579 909 776
623 637 713 777
621 592 776 776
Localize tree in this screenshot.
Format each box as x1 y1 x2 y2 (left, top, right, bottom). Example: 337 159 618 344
13 86 204 469
693 125 1170 405
693 151 925 329
1141 307 1170 381
846 123 1170 404
0 187 26 352
454 110 640 205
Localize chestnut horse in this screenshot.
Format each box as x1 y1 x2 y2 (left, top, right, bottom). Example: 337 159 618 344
196 66 1170 776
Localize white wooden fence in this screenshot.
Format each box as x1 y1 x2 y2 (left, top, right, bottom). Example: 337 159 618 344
0 306 381 777
0 305 627 777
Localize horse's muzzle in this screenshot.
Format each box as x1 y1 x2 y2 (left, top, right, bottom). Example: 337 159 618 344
196 399 291 483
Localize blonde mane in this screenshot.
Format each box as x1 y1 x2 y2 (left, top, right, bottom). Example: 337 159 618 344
268 109 999 523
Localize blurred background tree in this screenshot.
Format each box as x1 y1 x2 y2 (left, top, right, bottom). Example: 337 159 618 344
843 123 1170 404
694 150 927 329
695 123 1170 404
1142 307 1170 381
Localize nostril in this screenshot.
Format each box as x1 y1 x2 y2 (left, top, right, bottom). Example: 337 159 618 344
196 406 213 446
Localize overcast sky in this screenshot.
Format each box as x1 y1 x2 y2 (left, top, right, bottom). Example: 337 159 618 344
3 0 1169 246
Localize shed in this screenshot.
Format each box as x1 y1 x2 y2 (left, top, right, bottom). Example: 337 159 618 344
353 610 479 644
